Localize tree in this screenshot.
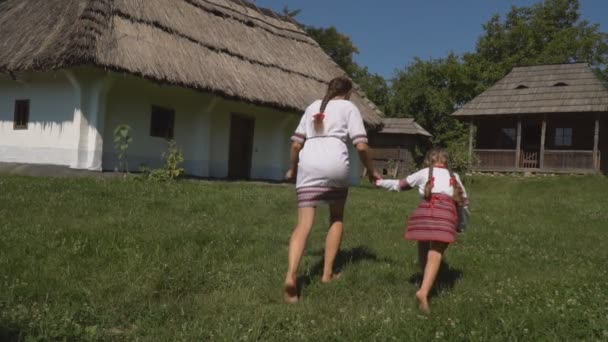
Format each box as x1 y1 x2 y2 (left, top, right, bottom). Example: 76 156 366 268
281 5 301 20
305 26 389 110
306 26 360 75
465 0 608 85
390 0 608 152
389 54 477 146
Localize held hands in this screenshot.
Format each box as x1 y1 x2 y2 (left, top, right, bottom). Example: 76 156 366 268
368 170 382 185
375 179 401 191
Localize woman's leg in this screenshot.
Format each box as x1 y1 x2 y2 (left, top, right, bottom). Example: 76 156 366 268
417 241 430 271
321 200 346 283
416 241 448 313
284 207 316 303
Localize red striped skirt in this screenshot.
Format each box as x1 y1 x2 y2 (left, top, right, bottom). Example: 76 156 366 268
296 187 348 208
405 194 458 243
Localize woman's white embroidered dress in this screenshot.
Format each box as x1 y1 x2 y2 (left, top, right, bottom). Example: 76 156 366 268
291 99 368 207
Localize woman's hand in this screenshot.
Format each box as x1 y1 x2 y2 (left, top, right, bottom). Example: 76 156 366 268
285 169 296 182
368 170 382 185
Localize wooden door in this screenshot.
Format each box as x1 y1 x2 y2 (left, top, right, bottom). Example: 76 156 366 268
228 114 255 179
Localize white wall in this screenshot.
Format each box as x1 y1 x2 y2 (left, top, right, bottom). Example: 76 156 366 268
102 75 298 180
102 76 213 176
0 69 362 184
0 73 77 165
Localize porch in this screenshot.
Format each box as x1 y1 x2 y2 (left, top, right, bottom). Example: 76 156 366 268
467 113 604 173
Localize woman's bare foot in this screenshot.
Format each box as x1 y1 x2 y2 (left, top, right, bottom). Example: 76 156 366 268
321 272 342 284
416 290 430 314
284 276 298 304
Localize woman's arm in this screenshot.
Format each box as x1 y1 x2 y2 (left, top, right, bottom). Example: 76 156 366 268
285 141 303 182
355 142 381 183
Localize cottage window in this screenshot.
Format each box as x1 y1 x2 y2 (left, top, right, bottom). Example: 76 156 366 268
150 106 175 139
554 128 572 146
13 99 30 130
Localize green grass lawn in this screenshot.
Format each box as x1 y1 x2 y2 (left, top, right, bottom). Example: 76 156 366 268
0 175 607 341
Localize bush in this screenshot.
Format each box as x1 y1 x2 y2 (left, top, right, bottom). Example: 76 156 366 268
446 133 477 175
139 140 185 182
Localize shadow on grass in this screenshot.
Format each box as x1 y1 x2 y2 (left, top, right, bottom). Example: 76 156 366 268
407 260 463 298
0 326 21 342
296 245 394 296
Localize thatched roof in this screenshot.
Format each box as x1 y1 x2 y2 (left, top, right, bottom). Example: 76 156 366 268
0 0 382 124
377 118 431 137
453 63 608 117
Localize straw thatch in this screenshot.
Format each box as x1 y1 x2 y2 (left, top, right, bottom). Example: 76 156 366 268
377 118 431 137
0 0 382 124
453 63 608 116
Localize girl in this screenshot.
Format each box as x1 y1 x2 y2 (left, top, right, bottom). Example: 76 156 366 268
376 148 468 313
284 76 380 304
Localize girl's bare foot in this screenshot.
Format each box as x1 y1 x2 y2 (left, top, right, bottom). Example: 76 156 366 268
321 272 342 283
416 290 430 314
284 276 298 304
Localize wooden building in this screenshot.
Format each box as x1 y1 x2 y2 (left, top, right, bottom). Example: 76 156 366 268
453 63 607 174
368 118 431 177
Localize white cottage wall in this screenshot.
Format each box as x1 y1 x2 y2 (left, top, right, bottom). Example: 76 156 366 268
102 76 213 176
0 69 361 184
0 73 77 165
102 75 297 181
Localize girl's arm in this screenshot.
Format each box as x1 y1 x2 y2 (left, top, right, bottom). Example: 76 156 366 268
376 169 425 191
376 179 412 192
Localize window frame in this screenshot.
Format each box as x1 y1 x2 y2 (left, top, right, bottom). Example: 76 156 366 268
554 127 573 147
13 99 30 130
149 105 175 139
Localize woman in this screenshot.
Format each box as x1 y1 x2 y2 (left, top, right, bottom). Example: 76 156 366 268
284 76 380 304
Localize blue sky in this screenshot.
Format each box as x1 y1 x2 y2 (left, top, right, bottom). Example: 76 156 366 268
255 0 608 79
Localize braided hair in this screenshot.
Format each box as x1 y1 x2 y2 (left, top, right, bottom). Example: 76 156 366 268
314 76 353 133
423 148 465 206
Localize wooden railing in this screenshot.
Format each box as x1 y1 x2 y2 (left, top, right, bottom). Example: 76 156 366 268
474 149 517 169
543 150 595 170
474 149 598 171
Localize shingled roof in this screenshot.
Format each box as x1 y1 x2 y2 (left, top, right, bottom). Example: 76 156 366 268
0 0 382 124
377 118 431 137
453 63 608 116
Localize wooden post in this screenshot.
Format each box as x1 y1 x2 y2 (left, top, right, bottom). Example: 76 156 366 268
515 116 522 169
468 119 474 166
593 113 600 171
393 146 401 178
540 115 547 169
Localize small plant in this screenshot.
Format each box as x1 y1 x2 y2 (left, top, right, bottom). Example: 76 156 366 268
139 140 185 182
113 125 133 174
162 140 185 180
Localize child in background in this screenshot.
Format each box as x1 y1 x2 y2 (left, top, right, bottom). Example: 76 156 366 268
376 148 468 313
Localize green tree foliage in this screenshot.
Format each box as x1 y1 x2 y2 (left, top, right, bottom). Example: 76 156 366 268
279 7 391 111
390 0 608 151
306 26 389 110
388 54 477 146
306 26 360 75
465 0 608 85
